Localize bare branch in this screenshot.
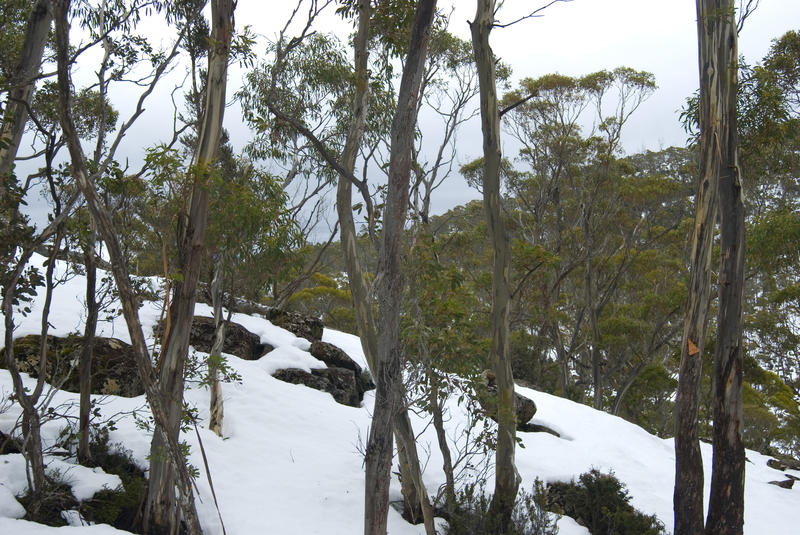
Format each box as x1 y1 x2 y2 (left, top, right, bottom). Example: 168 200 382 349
736 0 761 33
493 0 572 29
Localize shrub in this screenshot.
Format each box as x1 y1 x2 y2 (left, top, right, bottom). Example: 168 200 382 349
445 479 559 535
79 433 147 532
18 472 79 526
547 469 664 535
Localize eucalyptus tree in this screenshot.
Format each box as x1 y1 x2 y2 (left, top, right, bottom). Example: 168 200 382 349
469 1 518 529
673 1 744 534
53 1 237 533
240 3 439 532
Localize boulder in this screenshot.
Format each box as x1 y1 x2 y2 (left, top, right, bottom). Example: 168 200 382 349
154 316 272 360
768 479 795 489
309 341 374 398
767 458 788 471
767 456 800 471
518 422 561 437
479 370 537 427
264 309 323 342
310 341 359 372
1 335 143 397
272 367 359 407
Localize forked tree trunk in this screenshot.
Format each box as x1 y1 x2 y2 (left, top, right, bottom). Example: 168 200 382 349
704 1 746 533
144 1 235 532
52 2 231 533
470 1 519 530
365 2 437 534
0 0 52 177
673 2 731 534
335 2 434 533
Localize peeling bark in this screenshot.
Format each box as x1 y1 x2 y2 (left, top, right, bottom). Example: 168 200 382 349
705 1 746 532
144 1 236 532
674 2 743 535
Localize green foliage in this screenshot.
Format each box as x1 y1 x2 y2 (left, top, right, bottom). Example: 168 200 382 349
18 471 78 527
445 479 559 535
77 430 147 532
288 272 356 332
548 470 664 535
0 0 35 89
184 349 242 388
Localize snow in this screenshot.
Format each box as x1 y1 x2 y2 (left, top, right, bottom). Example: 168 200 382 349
1 254 798 533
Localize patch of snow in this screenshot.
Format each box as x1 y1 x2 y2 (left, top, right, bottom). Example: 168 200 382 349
0 483 25 519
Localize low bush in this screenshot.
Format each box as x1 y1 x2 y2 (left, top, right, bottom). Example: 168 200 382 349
547 469 664 535
445 479 559 535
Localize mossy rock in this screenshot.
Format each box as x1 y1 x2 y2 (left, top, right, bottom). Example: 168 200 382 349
1 334 144 397
264 309 323 342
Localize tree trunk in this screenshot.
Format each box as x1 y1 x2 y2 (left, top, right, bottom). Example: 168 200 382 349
704 1 746 533
471 1 519 530
332 3 433 533
365 3 437 534
208 262 227 436
430 376 457 514
0 0 52 177
673 2 728 534
78 234 98 463
144 1 235 531
52 2 216 533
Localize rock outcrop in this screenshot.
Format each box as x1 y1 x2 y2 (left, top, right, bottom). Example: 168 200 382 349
1 335 143 397
309 341 374 398
263 309 323 342
478 370 538 427
154 316 273 360
273 367 360 407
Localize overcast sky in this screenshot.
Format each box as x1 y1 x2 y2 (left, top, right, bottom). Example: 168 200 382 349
228 0 800 216
23 1 800 227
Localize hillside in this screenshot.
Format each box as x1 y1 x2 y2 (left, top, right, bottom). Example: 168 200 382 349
1 255 798 534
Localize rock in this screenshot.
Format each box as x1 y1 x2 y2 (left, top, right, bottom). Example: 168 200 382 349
154 316 272 360
272 367 359 407
0 430 22 454
768 456 800 471
1 335 143 397
264 309 323 342
310 341 359 372
767 458 788 471
478 370 537 427
309 341 374 399
768 479 795 489
518 422 561 437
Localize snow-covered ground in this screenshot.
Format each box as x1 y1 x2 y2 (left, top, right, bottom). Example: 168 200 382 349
1 255 798 534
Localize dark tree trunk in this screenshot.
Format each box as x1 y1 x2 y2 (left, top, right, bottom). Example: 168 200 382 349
704 1 746 533
78 235 98 463
430 376 457 513
0 0 52 177
674 2 738 534
471 1 519 530
365 2 437 534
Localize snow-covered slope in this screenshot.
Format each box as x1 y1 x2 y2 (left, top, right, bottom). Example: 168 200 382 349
1 255 798 534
